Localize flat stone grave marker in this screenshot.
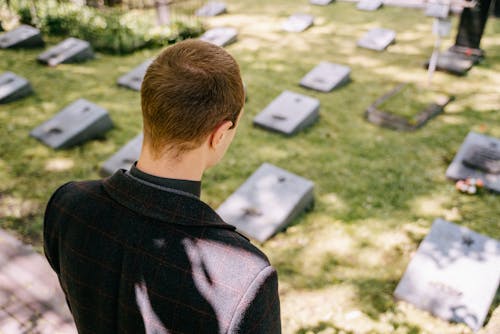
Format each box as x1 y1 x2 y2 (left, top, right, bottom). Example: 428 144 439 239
195 1 227 16
117 59 153 91
0 25 44 49
282 13 314 33
101 133 143 175
425 2 450 18
394 218 500 332
300 61 351 92
253 90 320 135
309 0 334 5
357 0 383 11
425 50 474 76
37 37 94 66
357 28 396 51
217 163 314 243
446 132 500 193
199 27 237 47
30 99 113 149
0 72 33 104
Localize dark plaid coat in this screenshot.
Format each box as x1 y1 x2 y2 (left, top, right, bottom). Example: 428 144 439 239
44 170 281 333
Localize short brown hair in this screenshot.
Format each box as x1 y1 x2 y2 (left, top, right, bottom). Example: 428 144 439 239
141 39 245 156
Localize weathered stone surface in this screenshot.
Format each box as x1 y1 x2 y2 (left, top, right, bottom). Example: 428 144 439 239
101 133 143 175
30 99 113 149
217 163 314 242
37 38 94 66
300 61 351 92
394 218 500 332
357 0 383 11
282 13 314 33
195 1 227 16
310 0 333 5
117 59 153 91
426 50 474 76
200 27 237 47
357 28 396 51
0 72 33 104
446 132 500 193
253 90 319 135
0 25 44 49
425 2 450 18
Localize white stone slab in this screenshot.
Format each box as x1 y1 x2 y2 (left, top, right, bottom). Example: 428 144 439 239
253 90 319 135
446 132 500 193
117 59 153 91
101 134 143 175
282 14 314 33
30 99 113 149
300 61 351 92
195 1 227 16
0 25 44 49
200 27 237 47
310 0 334 5
357 28 396 51
217 163 314 242
357 0 383 11
425 2 450 18
37 37 94 66
394 218 500 332
0 72 33 103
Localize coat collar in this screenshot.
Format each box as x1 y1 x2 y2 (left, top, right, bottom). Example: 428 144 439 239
102 169 236 230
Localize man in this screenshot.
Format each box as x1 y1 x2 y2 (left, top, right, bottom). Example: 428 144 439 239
44 39 281 333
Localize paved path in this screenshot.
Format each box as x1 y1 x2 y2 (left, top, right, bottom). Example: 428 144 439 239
0 230 76 334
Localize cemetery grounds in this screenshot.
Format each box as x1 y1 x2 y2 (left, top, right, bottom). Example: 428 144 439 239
1 1 499 333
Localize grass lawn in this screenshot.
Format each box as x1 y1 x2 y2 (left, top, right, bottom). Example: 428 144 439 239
1 1 500 333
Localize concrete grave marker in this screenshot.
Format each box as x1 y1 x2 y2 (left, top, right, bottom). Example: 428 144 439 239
101 134 143 175
253 90 320 135
446 132 500 193
0 25 44 49
37 37 94 66
282 14 314 33
0 72 33 103
425 51 474 76
217 163 314 242
200 27 237 47
357 0 383 11
425 2 450 18
394 218 500 332
117 59 153 91
309 0 334 5
357 28 396 51
300 61 351 92
195 1 227 16
30 99 113 149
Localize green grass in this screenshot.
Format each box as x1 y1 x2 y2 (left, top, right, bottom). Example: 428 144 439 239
1 1 500 333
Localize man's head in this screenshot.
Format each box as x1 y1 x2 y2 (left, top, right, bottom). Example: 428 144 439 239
140 39 245 164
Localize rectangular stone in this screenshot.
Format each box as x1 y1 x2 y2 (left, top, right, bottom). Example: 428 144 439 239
195 1 227 16
357 28 396 51
217 163 314 242
394 218 500 332
117 59 153 91
200 27 237 47
357 0 383 11
0 25 44 49
446 132 500 193
0 72 33 104
426 51 474 76
30 99 113 149
253 90 320 135
425 2 450 18
282 14 314 33
101 134 143 175
37 38 94 66
300 61 351 92
309 0 333 5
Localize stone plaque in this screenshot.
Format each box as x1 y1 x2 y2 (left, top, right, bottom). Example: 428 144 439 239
282 13 314 33
253 90 320 135
37 38 94 66
426 51 474 76
357 0 383 11
357 28 396 51
446 132 500 193
425 2 450 19
0 72 33 104
101 134 143 175
199 27 237 47
309 0 334 5
300 61 351 92
195 1 227 16
30 99 113 149
394 218 500 332
0 25 44 49
217 163 314 242
117 59 153 91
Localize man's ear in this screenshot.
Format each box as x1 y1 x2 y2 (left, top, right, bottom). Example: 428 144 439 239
209 120 234 149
